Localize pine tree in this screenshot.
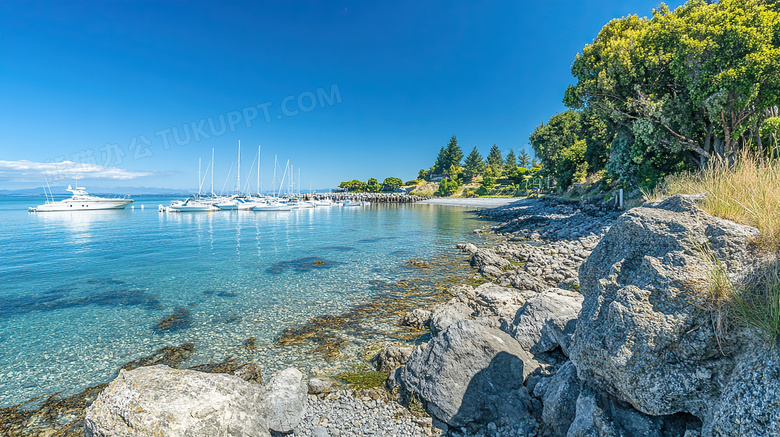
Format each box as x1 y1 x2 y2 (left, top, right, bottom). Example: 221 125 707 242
503 149 517 175
443 135 463 172
487 144 503 175
433 146 447 175
462 146 485 182
517 149 531 168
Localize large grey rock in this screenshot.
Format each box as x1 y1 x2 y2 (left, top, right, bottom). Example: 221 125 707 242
262 367 307 433
84 365 269 437
567 385 697 437
376 344 413 373
535 361 580 437
430 301 472 336
511 270 550 292
470 248 512 270
705 345 780 436
571 195 759 418
397 319 538 427
471 283 531 329
400 308 431 330
511 288 582 356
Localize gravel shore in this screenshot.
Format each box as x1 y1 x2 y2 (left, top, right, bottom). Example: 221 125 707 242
417 197 522 208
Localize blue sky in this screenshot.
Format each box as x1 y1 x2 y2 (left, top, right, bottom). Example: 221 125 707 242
0 1 683 192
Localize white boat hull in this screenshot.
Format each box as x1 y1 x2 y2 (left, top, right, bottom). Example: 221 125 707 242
30 198 133 212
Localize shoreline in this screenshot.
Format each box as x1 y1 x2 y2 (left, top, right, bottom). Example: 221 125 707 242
418 197 524 208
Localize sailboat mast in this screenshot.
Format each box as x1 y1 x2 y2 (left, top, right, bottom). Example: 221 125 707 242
298 168 301 197
291 164 294 196
198 157 202 195
272 155 278 198
211 148 215 197
257 145 261 196
236 140 241 194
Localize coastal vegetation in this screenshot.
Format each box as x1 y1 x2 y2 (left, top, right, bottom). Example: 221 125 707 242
531 0 780 194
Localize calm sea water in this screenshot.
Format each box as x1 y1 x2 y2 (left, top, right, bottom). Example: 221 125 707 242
0 196 485 406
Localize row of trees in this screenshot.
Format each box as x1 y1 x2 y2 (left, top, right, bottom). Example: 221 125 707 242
533 0 780 191
338 177 405 192
422 135 540 196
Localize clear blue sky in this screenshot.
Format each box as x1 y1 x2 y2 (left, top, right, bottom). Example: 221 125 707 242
0 1 683 192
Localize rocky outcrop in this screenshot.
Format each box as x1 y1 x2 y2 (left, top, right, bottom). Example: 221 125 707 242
430 301 472 335
567 385 696 437
84 365 268 437
400 308 431 330
397 319 538 428
571 195 760 420
375 344 413 373
705 345 780 436
533 361 580 437
262 367 308 433
470 248 512 273
510 288 582 356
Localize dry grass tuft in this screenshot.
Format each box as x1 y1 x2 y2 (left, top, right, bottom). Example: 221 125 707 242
648 150 780 250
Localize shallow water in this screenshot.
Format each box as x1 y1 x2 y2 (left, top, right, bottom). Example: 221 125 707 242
0 197 486 406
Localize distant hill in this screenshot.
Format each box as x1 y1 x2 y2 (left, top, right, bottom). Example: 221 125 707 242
0 186 193 197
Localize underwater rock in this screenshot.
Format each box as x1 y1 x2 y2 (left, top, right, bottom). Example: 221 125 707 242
266 257 343 274
121 343 195 371
153 307 191 333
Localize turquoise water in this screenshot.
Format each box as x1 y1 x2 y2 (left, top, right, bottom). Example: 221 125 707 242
0 197 484 406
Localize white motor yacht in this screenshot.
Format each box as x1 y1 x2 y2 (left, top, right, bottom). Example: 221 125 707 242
252 199 292 211
313 199 335 207
163 196 219 212
29 185 133 212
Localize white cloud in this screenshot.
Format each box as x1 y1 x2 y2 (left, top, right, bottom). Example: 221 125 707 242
0 160 155 182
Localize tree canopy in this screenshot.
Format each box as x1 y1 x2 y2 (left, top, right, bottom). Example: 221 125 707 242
486 145 503 174
564 0 780 180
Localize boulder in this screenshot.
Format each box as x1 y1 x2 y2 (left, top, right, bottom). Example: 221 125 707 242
470 248 512 270
566 385 695 437
571 195 759 418
458 243 479 254
470 283 530 330
397 319 538 427
84 365 268 437
262 367 307 433
534 361 580 437
511 289 582 356
511 270 550 292
704 345 780 436
400 308 431 330
430 301 472 336
480 264 503 278
375 344 413 373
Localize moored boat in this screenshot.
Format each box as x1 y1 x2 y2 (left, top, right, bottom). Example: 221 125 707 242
29 184 133 212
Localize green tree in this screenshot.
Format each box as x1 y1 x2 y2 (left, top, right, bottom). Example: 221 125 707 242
366 178 381 193
418 169 429 181
432 135 464 177
486 144 503 175
517 149 531 168
339 179 367 192
432 146 448 175
435 179 458 197
462 146 485 181
481 167 496 189
503 149 517 175
381 177 403 191
529 110 582 178
565 0 780 176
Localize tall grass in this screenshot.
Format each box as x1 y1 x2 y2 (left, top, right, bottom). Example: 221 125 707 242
655 152 780 344
648 151 780 250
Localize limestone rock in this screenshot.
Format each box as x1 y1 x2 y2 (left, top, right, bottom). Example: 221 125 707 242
470 248 511 270
307 378 332 395
571 195 759 418
375 344 413 374
480 264 503 277
511 289 582 356
430 301 472 336
536 361 580 437
400 308 431 330
398 319 538 427
84 365 268 437
262 367 307 433
705 345 780 436
567 385 697 437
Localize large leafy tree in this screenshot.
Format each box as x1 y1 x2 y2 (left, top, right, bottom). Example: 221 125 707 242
339 179 367 192
366 178 381 193
529 110 582 174
381 177 403 191
565 0 780 178
462 146 485 181
486 145 503 175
